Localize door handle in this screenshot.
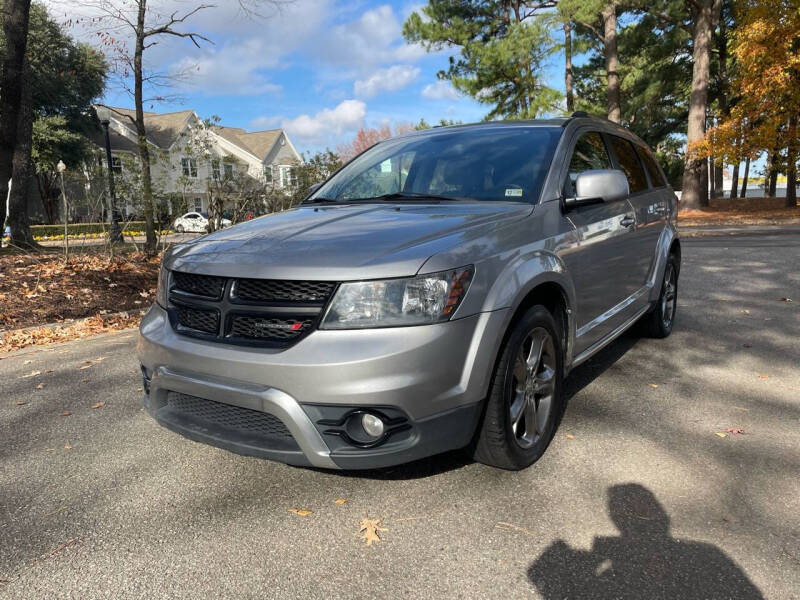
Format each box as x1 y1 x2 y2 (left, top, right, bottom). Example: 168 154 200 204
654 206 667 215
620 216 635 228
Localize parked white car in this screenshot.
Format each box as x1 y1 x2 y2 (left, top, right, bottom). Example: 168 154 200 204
173 212 231 233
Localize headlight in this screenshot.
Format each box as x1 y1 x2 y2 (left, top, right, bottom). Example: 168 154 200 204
155 262 169 308
321 266 473 329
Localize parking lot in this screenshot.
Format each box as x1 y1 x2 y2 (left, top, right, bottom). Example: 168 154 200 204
2 232 799 599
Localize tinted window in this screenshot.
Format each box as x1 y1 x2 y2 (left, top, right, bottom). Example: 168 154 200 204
564 132 612 197
639 146 666 188
313 127 562 204
609 136 648 193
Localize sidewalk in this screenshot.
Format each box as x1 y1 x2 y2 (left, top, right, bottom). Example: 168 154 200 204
679 224 800 238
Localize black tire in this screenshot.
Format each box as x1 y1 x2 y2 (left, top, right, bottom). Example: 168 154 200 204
472 305 564 470
641 253 679 338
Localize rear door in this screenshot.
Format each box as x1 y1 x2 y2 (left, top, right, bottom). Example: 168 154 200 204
606 135 665 292
560 130 641 354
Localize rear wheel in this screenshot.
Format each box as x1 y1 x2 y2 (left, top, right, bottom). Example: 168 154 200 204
641 253 678 338
473 305 564 470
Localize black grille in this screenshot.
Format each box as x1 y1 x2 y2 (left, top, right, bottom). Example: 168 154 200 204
175 305 219 334
235 279 335 303
168 273 337 347
172 271 225 299
230 315 313 340
165 392 298 450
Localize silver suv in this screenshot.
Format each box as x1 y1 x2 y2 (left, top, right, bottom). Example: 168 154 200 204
137 115 679 471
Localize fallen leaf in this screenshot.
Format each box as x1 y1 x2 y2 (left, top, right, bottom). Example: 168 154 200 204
16 401 27 406
725 427 745 435
565 433 574 439
359 518 387 547
758 374 769 379
139 290 149 297
288 508 312 517
91 401 105 409
334 498 348 505
778 297 793 302
79 364 92 370
648 383 659 388
23 359 32 364
22 370 41 378
741 309 750 315
36 383 46 390
742 343 752 348
715 432 727 438
136 387 143 392
61 411 71 417
64 444 72 450
81 378 89 383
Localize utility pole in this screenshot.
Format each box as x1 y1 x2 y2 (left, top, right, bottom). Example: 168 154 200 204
101 119 123 242
57 160 68 261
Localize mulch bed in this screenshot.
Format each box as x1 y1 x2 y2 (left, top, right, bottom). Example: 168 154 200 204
0 252 160 332
679 196 800 226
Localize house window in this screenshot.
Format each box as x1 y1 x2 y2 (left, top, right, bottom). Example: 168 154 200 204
193 197 203 212
280 166 294 188
211 159 221 180
223 163 235 180
289 167 298 187
181 157 198 178
264 165 273 183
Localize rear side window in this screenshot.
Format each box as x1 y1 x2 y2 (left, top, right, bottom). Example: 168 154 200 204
564 132 612 197
609 136 648 193
639 147 667 188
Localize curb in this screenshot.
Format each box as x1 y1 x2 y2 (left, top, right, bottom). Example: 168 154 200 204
678 225 800 238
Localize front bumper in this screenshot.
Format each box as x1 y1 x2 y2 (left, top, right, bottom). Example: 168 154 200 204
137 304 508 469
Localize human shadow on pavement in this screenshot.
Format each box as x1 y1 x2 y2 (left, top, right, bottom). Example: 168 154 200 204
528 483 763 600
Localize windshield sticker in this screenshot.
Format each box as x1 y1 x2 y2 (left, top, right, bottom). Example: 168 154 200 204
505 188 523 197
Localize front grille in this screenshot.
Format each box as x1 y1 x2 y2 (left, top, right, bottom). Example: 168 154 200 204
175 305 219 334
230 315 313 340
235 279 335 303
172 271 225 299
166 392 299 451
167 272 337 347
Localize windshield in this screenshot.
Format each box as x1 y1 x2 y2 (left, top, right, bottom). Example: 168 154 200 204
311 126 562 204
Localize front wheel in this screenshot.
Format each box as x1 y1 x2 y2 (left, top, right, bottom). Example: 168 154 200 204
472 305 564 470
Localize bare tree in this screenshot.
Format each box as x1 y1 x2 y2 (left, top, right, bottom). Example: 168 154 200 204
84 0 288 254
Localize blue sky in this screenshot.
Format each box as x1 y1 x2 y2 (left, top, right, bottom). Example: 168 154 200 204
57 0 568 155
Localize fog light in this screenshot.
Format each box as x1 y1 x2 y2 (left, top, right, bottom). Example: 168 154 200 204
361 413 385 438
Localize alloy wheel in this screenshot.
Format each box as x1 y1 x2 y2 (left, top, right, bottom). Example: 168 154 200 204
661 263 677 329
509 327 557 449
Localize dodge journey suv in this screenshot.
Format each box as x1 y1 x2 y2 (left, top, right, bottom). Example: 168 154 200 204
137 114 680 471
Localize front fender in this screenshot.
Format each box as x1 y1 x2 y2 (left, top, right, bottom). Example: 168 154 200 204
648 223 680 304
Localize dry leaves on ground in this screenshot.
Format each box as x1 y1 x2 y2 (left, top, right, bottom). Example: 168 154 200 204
1 312 144 353
91 401 105 409
288 508 312 517
359 518 387 547
334 498 348 505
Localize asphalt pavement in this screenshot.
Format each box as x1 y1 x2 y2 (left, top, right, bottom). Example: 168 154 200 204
1 232 799 599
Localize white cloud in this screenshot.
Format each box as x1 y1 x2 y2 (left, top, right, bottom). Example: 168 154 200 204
422 80 460 101
354 65 420 98
272 100 367 145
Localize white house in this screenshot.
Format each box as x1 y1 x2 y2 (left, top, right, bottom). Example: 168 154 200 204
91 106 303 214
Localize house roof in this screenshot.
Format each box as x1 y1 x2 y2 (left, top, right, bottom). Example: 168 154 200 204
94 105 299 163
87 128 139 154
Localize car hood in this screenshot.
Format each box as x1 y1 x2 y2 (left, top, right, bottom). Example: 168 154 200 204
166 202 532 280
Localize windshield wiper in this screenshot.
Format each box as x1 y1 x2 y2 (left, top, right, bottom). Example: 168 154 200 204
351 192 466 203
301 197 341 205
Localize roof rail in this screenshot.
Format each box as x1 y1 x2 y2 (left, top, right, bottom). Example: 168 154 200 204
571 110 589 118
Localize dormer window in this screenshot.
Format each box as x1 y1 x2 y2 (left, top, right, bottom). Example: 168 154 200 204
211 159 221 180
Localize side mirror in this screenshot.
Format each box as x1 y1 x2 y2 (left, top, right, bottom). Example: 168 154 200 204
308 182 323 194
564 169 629 209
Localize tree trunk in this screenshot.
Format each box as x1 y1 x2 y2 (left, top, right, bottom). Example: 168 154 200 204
680 0 722 209
0 0 31 223
7 59 35 246
564 20 574 114
134 0 157 255
729 160 739 199
739 156 750 198
769 168 778 197
602 3 620 123
787 116 798 207
708 158 715 197
714 165 723 197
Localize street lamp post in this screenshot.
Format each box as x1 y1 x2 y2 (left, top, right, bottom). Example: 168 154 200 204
57 160 68 261
100 119 123 243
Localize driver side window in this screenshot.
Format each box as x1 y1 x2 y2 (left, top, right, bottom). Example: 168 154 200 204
564 132 612 198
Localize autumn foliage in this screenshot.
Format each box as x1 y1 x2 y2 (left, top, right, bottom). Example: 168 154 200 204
696 0 800 205
335 122 416 162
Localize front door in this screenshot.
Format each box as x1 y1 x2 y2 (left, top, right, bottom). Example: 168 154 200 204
560 131 641 355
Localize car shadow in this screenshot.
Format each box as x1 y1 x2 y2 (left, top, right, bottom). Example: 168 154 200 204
528 483 764 599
